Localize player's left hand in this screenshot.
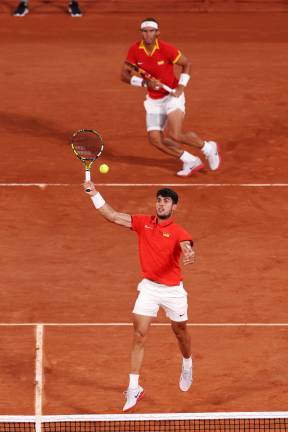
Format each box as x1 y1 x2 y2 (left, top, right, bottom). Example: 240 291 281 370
181 242 196 266
172 85 185 98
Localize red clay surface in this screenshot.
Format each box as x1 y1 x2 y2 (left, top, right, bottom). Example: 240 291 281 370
0 2 288 417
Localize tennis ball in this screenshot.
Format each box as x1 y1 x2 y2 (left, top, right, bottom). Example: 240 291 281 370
99 163 109 174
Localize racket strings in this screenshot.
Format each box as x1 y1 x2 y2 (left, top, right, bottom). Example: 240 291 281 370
72 131 103 160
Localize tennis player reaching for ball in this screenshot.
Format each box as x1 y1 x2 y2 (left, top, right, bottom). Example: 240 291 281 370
121 18 221 177
84 182 195 411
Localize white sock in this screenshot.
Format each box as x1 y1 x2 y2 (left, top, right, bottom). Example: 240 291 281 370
128 373 139 389
180 151 197 163
201 141 211 155
182 356 192 370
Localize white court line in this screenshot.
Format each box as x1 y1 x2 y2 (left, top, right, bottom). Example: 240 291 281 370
35 325 44 432
0 322 288 327
1 183 288 187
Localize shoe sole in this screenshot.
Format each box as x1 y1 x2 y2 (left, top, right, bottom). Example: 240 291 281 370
14 10 29 16
179 382 192 392
176 162 205 177
68 7 82 16
179 376 192 392
123 390 144 412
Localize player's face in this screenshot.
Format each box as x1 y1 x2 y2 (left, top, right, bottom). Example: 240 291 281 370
156 196 176 220
141 28 159 46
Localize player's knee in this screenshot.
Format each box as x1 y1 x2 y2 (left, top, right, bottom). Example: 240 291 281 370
148 133 163 149
134 327 148 344
171 321 187 338
133 333 146 348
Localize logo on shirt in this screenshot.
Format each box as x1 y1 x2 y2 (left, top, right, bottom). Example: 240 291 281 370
162 232 171 238
144 224 153 230
157 60 165 65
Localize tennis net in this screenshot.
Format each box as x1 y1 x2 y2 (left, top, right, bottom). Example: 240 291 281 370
0 412 288 432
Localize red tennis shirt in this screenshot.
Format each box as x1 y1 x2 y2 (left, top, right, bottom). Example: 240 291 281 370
126 38 181 99
131 214 193 286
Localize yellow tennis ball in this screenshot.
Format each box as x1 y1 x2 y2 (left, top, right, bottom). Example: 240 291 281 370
99 163 109 174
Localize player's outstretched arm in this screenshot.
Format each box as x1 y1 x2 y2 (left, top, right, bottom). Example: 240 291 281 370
84 181 132 228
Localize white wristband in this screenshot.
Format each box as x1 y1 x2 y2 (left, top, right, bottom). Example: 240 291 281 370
178 73 190 87
91 192 106 209
130 76 144 87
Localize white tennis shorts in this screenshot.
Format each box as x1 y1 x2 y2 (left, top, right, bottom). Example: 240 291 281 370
133 278 188 322
144 93 186 132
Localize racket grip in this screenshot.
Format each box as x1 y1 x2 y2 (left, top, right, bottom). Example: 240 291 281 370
162 84 176 94
85 170 91 192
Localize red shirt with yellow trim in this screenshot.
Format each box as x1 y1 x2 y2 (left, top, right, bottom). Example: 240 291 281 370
126 39 181 99
131 215 193 286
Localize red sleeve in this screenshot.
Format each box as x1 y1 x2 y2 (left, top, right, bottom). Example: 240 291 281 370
131 214 145 233
178 226 193 246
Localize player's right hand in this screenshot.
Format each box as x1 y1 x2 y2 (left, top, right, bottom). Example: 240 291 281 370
84 181 97 196
147 78 161 91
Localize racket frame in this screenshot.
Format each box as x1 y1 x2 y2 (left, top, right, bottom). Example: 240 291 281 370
71 128 104 191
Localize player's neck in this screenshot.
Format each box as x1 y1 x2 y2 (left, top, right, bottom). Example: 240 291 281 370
143 39 157 54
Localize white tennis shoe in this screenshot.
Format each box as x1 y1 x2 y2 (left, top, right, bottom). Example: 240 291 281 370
202 141 221 171
179 366 193 392
177 157 204 177
123 386 144 411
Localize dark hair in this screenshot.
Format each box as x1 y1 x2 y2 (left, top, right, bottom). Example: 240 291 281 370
141 17 159 25
156 188 179 204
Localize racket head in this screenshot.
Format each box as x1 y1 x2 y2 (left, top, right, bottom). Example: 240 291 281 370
71 129 104 170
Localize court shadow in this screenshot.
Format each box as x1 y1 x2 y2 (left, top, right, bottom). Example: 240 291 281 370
103 152 184 171
1 111 206 172
1 111 69 141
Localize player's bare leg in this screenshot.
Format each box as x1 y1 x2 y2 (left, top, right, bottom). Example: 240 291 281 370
148 130 204 176
171 320 191 358
166 109 204 148
130 314 153 373
123 314 152 411
148 130 182 157
167 109 221 171
171 320 193 391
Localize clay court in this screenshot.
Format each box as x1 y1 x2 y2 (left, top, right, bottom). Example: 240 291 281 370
0 0 288 423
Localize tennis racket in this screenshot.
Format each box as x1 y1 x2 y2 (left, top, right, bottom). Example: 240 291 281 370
125 61 176 94
71 129 104 192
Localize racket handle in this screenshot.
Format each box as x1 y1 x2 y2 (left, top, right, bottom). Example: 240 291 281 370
162 83 176 94
85 170 91 192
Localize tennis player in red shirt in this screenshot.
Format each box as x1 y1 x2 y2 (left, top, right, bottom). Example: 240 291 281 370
121 17 221 177
84 182 195 411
